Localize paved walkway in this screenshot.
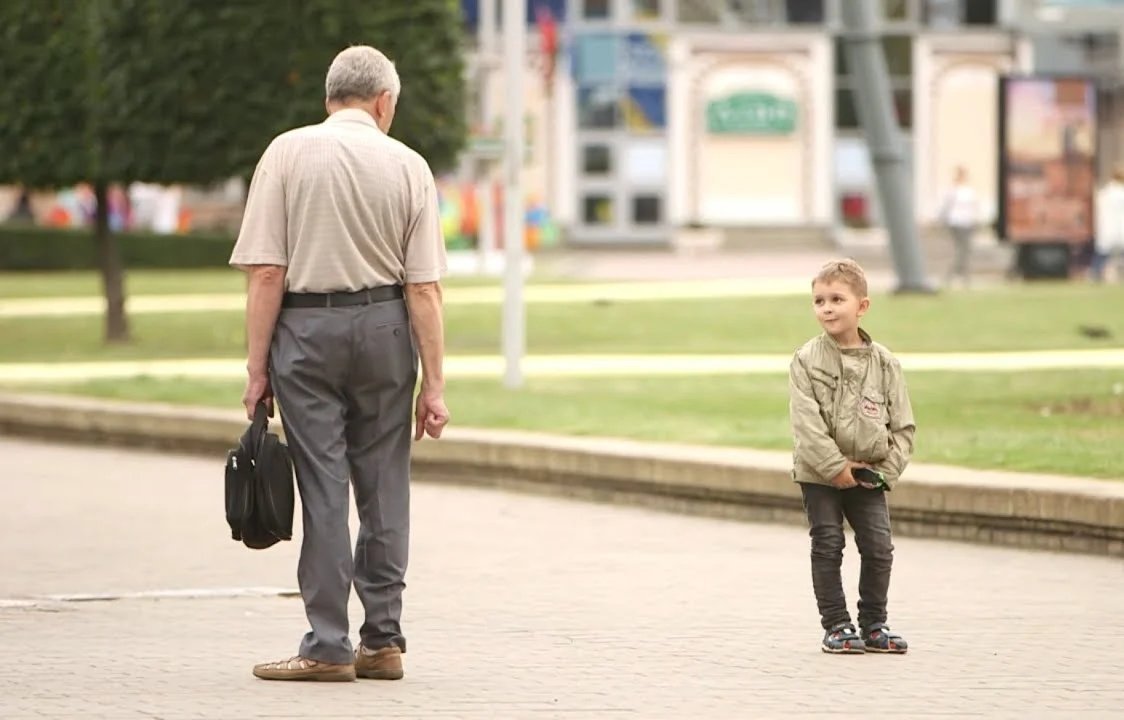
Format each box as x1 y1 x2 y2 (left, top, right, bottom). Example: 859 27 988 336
2 436 1122 719
2 348 1124 384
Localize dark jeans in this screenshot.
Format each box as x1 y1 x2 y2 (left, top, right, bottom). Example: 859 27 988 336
799 482 894 631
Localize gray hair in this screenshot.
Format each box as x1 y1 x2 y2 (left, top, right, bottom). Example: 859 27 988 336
325 46 401 103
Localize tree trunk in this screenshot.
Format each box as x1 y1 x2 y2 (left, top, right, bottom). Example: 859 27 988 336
94 180 129 343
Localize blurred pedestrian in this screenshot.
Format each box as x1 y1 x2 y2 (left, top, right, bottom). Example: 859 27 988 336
938 166 979 288
1091 165 1124 282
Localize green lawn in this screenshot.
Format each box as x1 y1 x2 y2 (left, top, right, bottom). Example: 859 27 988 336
0 269 508 299
18 369 1124 479
0 270 246 298
1 283 1122 363
3 272 1122 478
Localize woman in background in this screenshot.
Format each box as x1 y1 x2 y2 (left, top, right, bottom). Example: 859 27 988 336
1091 166 1124 283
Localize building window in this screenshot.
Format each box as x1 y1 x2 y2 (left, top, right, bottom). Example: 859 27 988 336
881 0 911 21
676 0 823 25
786 0 825 24
632 0 661 20
835 88 859 129
582 0 610 20
924 0 959 27
892 88 912 128
574 34 619 84
578 86 622 129
924 0 998 26
836 88 913 130
676 0 719 22
623 140 667 184
835 35 913 130
962 0 997 26
632 195 661 224
582 145 612 175
583 195 614 225
625 86 666 130
835 35 912 76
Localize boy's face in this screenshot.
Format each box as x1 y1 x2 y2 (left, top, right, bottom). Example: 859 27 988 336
812 280 869 342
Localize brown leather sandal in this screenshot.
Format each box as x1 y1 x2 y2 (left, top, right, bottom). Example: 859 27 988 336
252 655 356 682
355 645 404 680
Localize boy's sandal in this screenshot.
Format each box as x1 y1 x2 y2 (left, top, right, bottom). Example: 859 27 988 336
822 622 866 654
863 623 908 653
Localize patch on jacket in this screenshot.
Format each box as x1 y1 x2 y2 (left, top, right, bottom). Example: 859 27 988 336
861 397 882 419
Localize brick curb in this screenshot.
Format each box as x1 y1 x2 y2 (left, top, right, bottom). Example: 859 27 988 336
1 392 1120 557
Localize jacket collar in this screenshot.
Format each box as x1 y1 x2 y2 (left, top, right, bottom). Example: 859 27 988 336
821 327 873 353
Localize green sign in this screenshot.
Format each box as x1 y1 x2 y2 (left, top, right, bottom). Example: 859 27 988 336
706 92 798 135
467 136 504 158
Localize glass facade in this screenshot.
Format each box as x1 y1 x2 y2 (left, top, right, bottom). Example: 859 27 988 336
555 0 1004 242
570 10 671 241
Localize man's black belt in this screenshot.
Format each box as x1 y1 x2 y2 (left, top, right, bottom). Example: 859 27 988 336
282 285 403 308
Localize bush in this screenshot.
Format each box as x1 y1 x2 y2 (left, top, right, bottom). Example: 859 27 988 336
0 225 234 270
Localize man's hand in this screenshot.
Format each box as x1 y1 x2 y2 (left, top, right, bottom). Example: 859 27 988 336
830 460 870 490
414 388 450 440
242 369 274 420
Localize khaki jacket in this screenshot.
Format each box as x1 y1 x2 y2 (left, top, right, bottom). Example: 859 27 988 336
788 329 916 488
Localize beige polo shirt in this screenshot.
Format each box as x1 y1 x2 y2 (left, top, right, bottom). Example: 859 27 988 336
229 108 446 292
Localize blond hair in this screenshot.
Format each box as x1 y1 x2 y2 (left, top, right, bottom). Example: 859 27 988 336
813 258 868 298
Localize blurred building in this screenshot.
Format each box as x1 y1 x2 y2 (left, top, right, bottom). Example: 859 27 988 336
462 0 1124 248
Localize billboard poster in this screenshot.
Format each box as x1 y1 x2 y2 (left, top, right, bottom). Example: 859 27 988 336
624 32 667 131
998 75 1097 244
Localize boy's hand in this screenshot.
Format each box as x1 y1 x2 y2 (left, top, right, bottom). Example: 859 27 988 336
830 465 858 489
830 460 871 490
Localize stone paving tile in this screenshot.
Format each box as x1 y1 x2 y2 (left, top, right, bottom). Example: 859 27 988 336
2 437 1123 719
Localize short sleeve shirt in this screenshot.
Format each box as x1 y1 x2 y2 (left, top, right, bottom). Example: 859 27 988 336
229 108 447 291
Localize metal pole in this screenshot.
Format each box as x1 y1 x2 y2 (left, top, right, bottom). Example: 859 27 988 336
839 0 931 292
478 0 498 265
480 0 496 59
502 0 526 388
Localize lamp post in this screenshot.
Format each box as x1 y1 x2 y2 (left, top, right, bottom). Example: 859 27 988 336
502 0 526 388
839 0 931 292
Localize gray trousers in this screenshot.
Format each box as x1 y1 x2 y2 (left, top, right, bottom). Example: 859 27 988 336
799 483 894 631
269 298 417 665
947 226 973 282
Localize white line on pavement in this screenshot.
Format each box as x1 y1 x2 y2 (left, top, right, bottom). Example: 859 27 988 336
0 586 300 608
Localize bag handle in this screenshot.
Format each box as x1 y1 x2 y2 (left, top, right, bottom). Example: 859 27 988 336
249 401 270 457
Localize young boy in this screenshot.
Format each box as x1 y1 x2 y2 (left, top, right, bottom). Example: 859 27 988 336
788 259 916 654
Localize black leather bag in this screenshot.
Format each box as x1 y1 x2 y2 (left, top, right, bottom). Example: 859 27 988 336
224 402 295 549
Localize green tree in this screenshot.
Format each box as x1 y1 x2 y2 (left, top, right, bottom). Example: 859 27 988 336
0 0 466 342
276 0 469 172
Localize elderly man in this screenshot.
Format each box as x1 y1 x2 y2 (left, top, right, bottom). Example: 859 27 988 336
229 45 450 682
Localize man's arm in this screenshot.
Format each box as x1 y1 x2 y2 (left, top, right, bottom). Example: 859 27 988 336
229 137 288 419
405 281 449 439
872 357 916 487
404 281 444 391
246 265 286 374
241 264 286 418
789 355 853 487
402 160 450 440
